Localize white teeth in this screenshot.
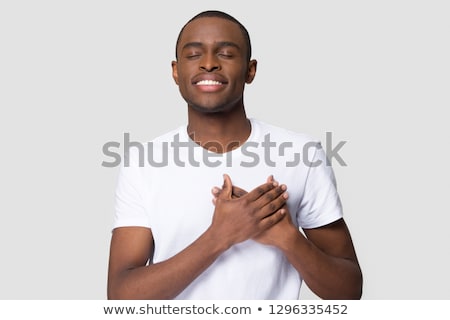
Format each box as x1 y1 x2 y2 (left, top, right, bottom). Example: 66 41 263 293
196 80 222 85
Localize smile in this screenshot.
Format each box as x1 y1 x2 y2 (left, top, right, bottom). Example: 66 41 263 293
195 80 224 85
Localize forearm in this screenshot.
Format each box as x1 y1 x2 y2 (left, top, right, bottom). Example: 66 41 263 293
280 228 363 300
108 228 228 300
108 177 287 299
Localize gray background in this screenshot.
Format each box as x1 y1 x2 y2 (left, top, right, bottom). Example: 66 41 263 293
1 0 449 299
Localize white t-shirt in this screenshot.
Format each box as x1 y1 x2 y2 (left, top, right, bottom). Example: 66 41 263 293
113 118 343 299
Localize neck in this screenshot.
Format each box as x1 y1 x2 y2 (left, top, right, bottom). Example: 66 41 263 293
187 104 251 153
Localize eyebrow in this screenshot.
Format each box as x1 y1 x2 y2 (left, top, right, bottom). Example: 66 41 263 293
182 41 241 51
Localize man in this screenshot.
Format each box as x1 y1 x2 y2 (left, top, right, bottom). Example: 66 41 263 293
107 10 362 300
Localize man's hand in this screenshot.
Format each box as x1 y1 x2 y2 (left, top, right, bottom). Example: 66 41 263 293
211 175 297 248
212 176 363 299
209 174 288 249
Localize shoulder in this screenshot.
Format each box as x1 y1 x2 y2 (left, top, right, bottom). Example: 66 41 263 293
123 125 186 167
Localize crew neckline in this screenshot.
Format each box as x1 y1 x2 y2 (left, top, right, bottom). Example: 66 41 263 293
182 118 257 156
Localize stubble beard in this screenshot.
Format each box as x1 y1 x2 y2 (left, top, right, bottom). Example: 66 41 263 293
185 93 245 115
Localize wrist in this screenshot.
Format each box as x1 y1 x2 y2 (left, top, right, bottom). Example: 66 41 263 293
203 226 233 253
277 224 306 252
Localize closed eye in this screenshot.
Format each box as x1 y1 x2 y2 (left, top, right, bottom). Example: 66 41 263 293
218 52 233 58
185 53 201 59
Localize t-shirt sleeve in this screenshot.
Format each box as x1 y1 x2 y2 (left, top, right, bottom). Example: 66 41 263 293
113 150 150 230
297 142 344 229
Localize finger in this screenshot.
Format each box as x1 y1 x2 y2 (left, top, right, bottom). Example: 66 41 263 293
214 185 248 199
220 174 233 199
211 186 220 198
259 206 286 228
256 186 289 218
245 181 278 201
267 175 280 187
232 185 248 198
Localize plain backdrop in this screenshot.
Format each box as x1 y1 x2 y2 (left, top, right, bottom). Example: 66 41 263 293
1 0 449 299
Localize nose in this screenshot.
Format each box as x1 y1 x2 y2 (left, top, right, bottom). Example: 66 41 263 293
200 53 220 72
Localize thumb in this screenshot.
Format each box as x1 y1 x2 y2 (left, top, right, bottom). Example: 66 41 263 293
220 174 233 199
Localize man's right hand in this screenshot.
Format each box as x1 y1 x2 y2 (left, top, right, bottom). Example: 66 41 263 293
209 174 288 249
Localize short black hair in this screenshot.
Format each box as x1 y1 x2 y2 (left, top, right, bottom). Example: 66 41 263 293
175 10 252 61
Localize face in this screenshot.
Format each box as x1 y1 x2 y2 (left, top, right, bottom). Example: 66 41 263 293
172 17 257 113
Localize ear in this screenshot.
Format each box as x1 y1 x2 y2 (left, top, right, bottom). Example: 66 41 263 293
245 59 257 84
171 60 179 85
